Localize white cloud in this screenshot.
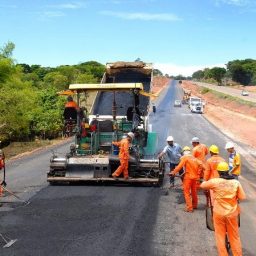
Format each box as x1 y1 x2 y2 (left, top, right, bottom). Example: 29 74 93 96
100 11 181 21
154 63 226 77
215 0 249 6
48 2 87 9
43 11 66 17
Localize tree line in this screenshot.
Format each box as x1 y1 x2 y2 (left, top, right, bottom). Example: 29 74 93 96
0 42 105 145
192 59 256 86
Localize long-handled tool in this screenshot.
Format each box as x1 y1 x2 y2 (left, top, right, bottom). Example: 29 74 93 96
2 186 30 206
0 233 17 248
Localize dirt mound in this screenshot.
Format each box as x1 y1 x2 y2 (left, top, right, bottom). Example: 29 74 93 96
152 76 170 93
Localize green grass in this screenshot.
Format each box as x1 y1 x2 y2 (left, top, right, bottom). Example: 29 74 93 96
2 139 62 159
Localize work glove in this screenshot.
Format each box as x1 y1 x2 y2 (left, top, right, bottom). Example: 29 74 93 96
169 171 175 176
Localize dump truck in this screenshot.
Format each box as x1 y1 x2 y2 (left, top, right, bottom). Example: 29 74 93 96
47 61 164 185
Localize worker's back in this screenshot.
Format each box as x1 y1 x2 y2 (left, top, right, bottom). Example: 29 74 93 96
180 154 201 180
204 155 225 181
193 143 208 162
204 178 245 216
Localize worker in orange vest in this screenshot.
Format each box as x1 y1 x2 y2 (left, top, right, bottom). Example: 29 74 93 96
191 137 208 187
170 146 204 212
225 142 241 180
204 145 225 181
204 145 225 207
112 132 134 180
65 96 78 109
200 161 246 256
191 136 208 162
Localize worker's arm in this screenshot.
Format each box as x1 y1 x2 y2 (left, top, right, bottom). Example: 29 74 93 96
200 179 214 190
237 183 246 201
158 146 168 159
112 141 121 147
170 158 185 176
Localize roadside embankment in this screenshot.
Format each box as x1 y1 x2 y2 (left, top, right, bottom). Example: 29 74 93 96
152 76 170 94
182 81 256 149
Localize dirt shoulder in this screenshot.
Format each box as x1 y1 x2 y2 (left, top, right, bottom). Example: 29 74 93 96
152 76 170 94
182 81 256 148
3 138 72 160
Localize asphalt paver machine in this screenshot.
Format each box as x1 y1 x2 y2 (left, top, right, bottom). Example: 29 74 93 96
47 62 164 185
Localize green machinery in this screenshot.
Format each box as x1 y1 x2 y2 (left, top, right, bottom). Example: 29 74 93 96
47 63 163 185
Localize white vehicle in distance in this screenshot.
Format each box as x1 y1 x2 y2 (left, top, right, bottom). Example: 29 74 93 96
241 90 249 96
189 97 204 113
174 100 182 107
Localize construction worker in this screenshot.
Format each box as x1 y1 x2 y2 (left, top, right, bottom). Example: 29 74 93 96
158 136 182 187
191 137 208 186
112 132 134 180
170 146 203 212
204 145 225 181
0 149 5 197
225 142 241 180
65 96 78 109
200 161 246 256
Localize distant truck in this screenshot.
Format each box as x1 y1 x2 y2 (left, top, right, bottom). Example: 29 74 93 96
189 97 204 114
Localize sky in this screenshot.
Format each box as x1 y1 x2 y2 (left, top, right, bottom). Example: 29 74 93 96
0 0 255 76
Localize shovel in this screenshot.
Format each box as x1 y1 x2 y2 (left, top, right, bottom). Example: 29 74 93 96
0 233 17 248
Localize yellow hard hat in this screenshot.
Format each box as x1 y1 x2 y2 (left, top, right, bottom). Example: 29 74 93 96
209 144 219 154
182 146 191 152
216 162 229 172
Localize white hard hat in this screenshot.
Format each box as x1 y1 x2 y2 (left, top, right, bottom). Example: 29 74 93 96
166 136 174 141
225 142 234 149
127 132 134 140
191 137 200 143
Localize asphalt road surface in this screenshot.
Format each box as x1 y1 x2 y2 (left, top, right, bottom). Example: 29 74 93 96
0 81 255 255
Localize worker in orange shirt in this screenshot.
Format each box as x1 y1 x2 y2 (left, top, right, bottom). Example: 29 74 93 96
191 137 208 186
204 145 225 181
225 142 241 180
200 162 246 256
204 145 225 207
170 146 204 212
112 132 134 180
65 96 78 109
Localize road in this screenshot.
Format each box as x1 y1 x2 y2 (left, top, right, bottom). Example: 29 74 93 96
0 81 255 255
194 81 256 103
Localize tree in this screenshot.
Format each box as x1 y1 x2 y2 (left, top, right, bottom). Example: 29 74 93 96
226 59 256 86
43 72 68 90
192 70 204 80
209 67 226 85
153 69 163 76
0 41 15 58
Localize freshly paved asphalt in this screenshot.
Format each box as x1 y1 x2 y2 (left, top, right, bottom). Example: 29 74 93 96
0 80 255 255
